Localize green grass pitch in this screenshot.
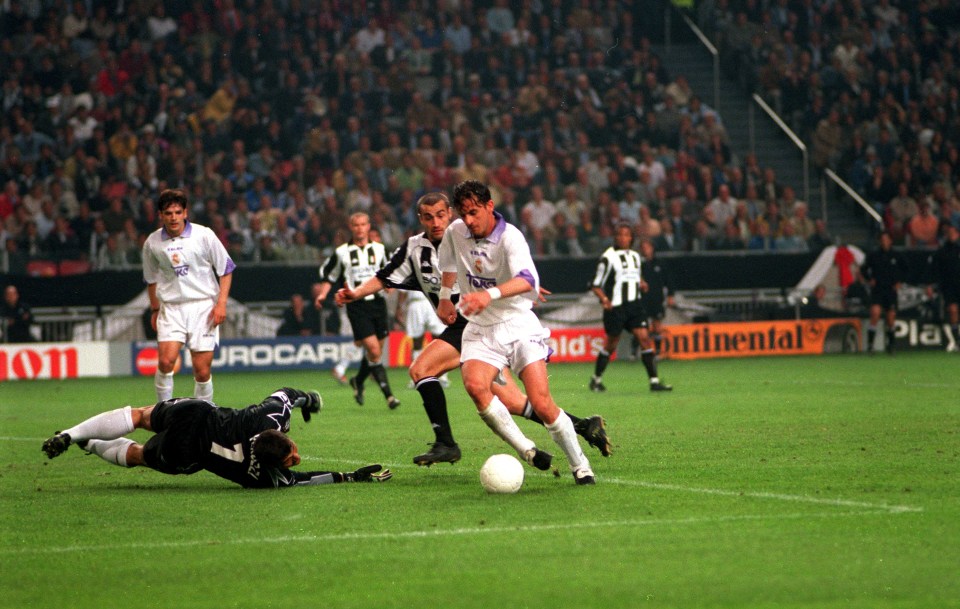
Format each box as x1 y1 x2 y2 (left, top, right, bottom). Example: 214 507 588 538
1 354 958 609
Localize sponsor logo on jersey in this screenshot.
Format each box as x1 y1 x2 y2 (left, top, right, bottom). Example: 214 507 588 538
465 272 497 288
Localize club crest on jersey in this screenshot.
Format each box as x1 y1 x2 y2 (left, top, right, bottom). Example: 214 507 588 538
171 252 181 265
474 258 483 273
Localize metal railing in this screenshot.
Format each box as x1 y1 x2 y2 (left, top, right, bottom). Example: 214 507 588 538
750 93 812 215
678 12 720 111
824 168 884 227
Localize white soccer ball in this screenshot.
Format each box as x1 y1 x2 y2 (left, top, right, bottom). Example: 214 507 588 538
479 453 525 494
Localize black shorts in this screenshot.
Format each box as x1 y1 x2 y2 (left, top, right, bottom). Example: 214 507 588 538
645 299 666 320
346 298 390 341
869 286 898 310
603 300 649 336
142 400 214 475
941 282 960 306
435 314 468 353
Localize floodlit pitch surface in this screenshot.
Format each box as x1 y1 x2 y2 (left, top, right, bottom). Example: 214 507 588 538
2 354 957 609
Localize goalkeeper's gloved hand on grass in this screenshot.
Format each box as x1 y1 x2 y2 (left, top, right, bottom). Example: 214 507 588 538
344 464 393 482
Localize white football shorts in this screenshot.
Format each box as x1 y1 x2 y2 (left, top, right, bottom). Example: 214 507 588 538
460 310 551 375
156 299 220 352
406 298 446 338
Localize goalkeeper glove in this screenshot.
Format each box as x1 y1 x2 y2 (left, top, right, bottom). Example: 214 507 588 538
344 464 393 482
288 389 322 422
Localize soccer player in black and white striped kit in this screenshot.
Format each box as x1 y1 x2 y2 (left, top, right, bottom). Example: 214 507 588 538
589 223 672 392
314 212 399 409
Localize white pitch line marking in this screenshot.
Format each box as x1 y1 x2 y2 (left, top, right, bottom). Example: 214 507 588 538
307 458 924 515
605 478 923 513
0 509 911 556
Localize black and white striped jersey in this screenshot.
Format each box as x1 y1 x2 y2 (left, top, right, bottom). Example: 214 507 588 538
319 240 387 301
591 246 642 307
377 232 461 309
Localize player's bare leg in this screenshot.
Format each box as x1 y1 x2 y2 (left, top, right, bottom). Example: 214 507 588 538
155 340 182 401
409 339 461 465
461 359 551 470
866 303 882 352
948 303 960 352
590 334 621 392
352 335 399 408
191 350 215 400
519 360 594 484
884 307 897 354
496 368 611 457
632 327 672 391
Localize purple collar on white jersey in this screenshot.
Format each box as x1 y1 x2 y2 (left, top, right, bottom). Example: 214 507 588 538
465 211 507 243
161 220 193 241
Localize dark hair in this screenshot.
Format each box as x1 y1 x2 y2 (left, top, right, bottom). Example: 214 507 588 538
416 191 450 214
251 429 294 469
157 188 189 212
451 180 491 214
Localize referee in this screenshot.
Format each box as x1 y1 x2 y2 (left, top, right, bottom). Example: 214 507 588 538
589 224 672 392
928 223 960 351
315 212 399 409
861 231 906 354
637 239 674 357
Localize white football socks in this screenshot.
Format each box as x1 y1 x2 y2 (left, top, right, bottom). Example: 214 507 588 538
479 396 535 456
85 438 136 467
546 411 589 472
63 406 134 443
194 377 213 400
155 370 174 401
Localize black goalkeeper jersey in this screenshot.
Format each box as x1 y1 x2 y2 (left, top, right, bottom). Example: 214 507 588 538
157 390 303 488
202 393 298 488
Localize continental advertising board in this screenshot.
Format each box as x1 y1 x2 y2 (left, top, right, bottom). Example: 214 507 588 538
659 318 861 360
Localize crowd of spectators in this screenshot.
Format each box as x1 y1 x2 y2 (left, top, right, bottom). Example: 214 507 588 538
704 0 960 247
2 1 958 280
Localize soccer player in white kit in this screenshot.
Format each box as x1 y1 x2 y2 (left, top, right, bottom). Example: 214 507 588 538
143 189 235 402
437 180 596 485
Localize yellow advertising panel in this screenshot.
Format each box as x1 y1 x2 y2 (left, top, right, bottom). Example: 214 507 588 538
661 319 861 360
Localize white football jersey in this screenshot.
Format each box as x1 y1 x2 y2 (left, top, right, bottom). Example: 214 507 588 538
438 212 539 326
142 221 235 303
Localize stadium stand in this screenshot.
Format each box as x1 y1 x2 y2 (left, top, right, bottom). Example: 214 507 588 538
0 0 956 285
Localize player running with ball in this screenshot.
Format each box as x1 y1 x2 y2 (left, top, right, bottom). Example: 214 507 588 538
436 181 598 485
337 192 611 466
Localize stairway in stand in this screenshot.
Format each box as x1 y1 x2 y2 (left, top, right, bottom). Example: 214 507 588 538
654 42 873 249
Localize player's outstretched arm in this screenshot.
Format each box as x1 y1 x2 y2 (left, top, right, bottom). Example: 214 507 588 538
345 464 393 482
335 277 386 306
291 465 393 485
